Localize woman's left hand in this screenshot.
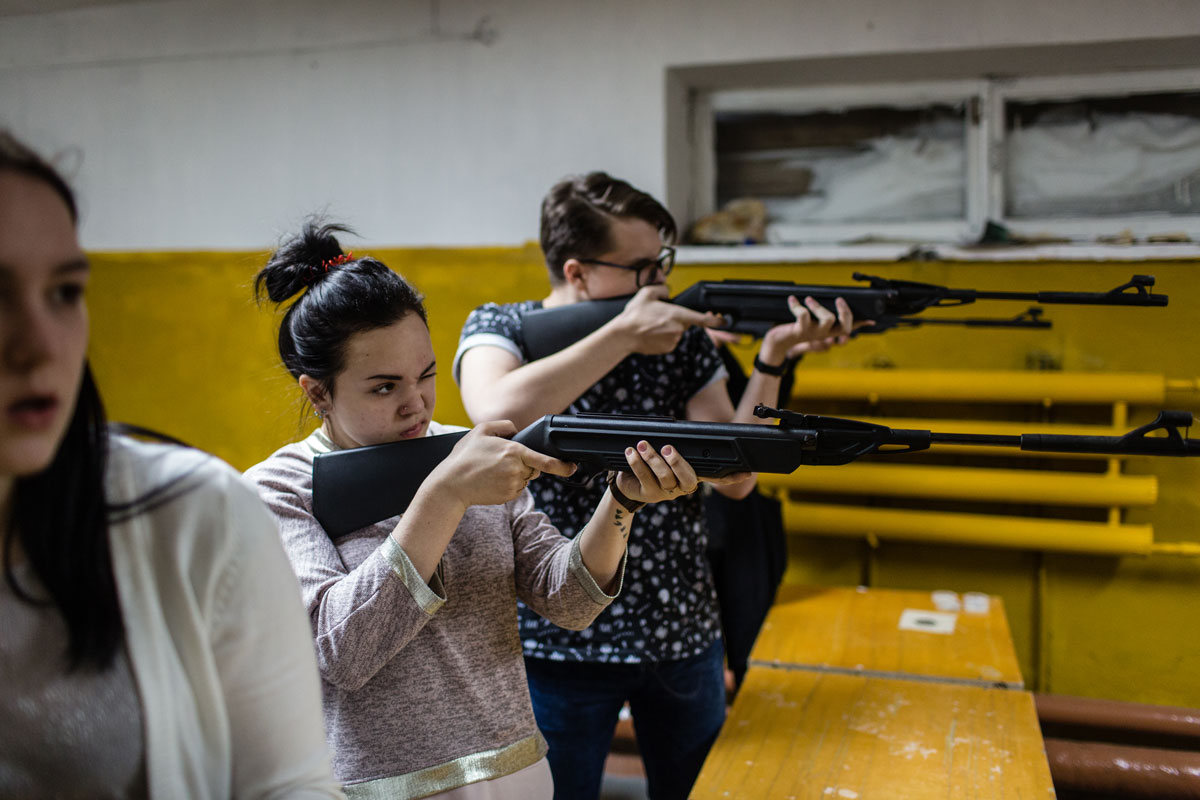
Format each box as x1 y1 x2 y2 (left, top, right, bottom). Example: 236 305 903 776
614 440 752 505
758 295 874 364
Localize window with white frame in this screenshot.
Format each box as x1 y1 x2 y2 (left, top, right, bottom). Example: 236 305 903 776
688 69 1200 248
994 71 1200 242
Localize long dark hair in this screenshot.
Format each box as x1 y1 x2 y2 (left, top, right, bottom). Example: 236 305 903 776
5 366 117 670
1 131 120 670
255 218 427 401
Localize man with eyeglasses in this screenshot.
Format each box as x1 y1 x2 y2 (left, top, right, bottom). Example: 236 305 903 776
452 171 855 800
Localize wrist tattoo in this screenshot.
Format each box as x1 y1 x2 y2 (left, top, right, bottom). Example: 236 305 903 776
613 507 631 540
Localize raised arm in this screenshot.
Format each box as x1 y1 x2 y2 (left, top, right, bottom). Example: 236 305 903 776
457 328 629 430
683 296 859 500
684 378 758 501
574 440 752 588
394 421 575 579
249 427 576 691
731 295 861 424
511 438 753 632
458 287 722 429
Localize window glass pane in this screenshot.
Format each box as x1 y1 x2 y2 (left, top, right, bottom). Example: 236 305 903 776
715 104 968 225
1004 91 1200 219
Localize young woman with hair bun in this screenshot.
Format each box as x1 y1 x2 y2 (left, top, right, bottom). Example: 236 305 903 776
244 219 746 799
0 131 342 798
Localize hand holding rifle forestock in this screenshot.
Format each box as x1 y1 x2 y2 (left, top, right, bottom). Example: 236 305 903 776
311 406 1197 538
518 274 1168 361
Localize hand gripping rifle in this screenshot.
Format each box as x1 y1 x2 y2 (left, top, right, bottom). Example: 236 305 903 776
311 407 1196 538
518 274 1167 361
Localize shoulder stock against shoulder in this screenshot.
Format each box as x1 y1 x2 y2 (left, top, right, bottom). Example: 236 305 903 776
311 430 468 538
519 297 630 361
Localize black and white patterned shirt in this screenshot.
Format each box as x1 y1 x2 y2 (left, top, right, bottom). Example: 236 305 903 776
454 300 728 664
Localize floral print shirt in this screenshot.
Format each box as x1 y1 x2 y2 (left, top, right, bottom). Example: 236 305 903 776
454 300 728 663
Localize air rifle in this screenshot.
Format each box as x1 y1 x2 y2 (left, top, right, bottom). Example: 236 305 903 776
311 407 1196 538
518 274 1167 361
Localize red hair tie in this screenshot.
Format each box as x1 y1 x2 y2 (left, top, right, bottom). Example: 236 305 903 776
321 251 354 271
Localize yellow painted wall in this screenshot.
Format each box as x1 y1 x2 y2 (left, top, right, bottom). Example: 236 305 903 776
88 249 1200 706
87 244 547 471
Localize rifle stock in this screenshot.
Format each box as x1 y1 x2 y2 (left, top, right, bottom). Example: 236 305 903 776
311 430 468 539
517 274 1167 361
311 407 1196 538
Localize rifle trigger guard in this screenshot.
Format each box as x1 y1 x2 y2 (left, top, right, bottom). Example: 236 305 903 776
557 466 606 488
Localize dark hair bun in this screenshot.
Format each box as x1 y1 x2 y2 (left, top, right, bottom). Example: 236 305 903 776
252 215 427 385
255 219 355 304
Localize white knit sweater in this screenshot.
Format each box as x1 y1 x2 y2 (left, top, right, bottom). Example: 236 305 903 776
107 435 342 799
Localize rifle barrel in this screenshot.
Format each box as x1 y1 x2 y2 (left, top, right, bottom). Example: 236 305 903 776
969 289 1168 307
960 290 1039 302
930 432 1022 447
929 428 1198 456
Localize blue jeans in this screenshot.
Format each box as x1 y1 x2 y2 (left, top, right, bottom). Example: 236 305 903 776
524 638 726 800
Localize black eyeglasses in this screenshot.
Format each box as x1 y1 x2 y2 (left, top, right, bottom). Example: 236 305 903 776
578 246 675 288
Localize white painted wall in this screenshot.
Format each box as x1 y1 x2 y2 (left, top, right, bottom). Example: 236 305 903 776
2 0 1199 249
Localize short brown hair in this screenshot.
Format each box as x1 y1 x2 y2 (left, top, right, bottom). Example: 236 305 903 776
539 172 677 285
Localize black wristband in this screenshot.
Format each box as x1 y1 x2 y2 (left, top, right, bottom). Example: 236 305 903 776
606 472 646 513
753 354 791 376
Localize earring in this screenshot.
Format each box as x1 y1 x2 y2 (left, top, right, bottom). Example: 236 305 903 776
314 408 327 419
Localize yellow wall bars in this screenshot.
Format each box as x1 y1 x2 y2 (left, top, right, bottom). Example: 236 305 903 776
88 251 1200 705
